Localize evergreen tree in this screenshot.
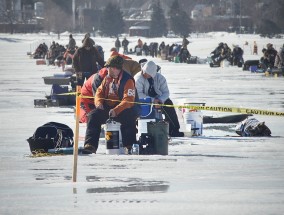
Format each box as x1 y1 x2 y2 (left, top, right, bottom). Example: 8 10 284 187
168 0 191 37
258 19 281 36
100 3 124 37
275 0 284 33
149 1 167 37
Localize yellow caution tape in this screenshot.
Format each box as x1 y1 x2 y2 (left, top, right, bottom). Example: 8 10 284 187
54 92 284 117
181 105 284 117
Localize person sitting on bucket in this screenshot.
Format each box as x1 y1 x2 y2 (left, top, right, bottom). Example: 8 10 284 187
84 55 140 154
134 60 184 137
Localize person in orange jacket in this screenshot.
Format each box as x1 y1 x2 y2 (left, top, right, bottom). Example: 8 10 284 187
83 56 140 154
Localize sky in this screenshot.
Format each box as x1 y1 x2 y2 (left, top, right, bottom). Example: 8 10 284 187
0 32 283 215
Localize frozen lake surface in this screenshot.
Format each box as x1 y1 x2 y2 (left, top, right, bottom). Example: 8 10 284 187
0 33 283 214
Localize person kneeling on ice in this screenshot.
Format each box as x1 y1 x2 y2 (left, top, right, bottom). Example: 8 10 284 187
84 56 140 154
80 68 108 123
134 60 184 137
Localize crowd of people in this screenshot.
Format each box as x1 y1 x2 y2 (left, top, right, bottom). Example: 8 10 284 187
210 42 244 67
32 33 105 69
260 43 284 70
209 41 284 70
32 42 48 59
114 37 193 63
33 33 284 154
33 33 185 154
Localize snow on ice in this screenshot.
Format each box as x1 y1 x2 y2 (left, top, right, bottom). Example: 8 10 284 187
0 32 283 215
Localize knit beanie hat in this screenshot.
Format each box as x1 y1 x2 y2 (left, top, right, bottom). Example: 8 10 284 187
142 60 157 78
104 55 124 69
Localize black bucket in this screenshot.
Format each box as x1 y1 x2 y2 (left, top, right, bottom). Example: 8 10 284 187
147 121 169 155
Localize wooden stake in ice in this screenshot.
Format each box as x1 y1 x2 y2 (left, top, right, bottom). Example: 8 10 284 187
72 86 81 182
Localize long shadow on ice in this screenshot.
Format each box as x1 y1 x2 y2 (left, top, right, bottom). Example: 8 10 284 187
86 176 169 193
0 37 22 43
172 154 247 159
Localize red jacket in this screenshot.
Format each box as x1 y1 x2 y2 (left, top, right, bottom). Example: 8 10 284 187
81 68 108 106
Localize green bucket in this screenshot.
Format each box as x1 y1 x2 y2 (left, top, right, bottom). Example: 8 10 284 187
147 121 169 155
174 56 180 63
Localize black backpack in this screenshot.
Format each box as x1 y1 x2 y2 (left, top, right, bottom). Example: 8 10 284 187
27 122 74 153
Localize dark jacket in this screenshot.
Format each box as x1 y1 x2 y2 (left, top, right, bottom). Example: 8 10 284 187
73 38 104 74
115 38 121 48
122 38 129 47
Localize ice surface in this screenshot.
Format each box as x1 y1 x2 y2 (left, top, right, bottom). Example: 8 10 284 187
0 32 283 215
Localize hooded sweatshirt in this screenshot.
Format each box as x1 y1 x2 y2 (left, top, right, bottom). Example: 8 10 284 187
134 61 169 103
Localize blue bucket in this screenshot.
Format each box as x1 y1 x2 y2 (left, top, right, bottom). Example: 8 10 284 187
140 97 152 117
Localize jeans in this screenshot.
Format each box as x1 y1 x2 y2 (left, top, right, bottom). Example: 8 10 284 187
84 107 137 150
161 98 181 135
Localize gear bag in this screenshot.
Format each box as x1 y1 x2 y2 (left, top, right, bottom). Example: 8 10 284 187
27 122 74 153
235 118 271 137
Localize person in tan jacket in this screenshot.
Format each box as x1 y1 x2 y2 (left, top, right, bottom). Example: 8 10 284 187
110 51 141 77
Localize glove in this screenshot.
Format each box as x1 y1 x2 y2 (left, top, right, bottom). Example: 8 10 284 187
96 104 104 110
154 99 162 108
109 109 117 118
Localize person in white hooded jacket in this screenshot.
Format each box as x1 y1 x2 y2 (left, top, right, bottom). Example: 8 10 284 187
134 60 184 137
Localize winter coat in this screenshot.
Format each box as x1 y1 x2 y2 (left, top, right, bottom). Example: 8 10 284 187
81 68 108 105
115 38 121 48
137 39 143 48
182 37 189 47
95 71 136 116
266 48 278 67
68 38 76 50
123 59 141 77
122 38 129 48
72 38 104 74
232 47 243 58
274 48 284 68
79 68 108 123
134 71 169 103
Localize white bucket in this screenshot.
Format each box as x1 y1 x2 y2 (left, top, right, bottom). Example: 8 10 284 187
137 118 155 139
221 59 230 68
183 111 203 135
185 123 192 136
104 120 124 155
